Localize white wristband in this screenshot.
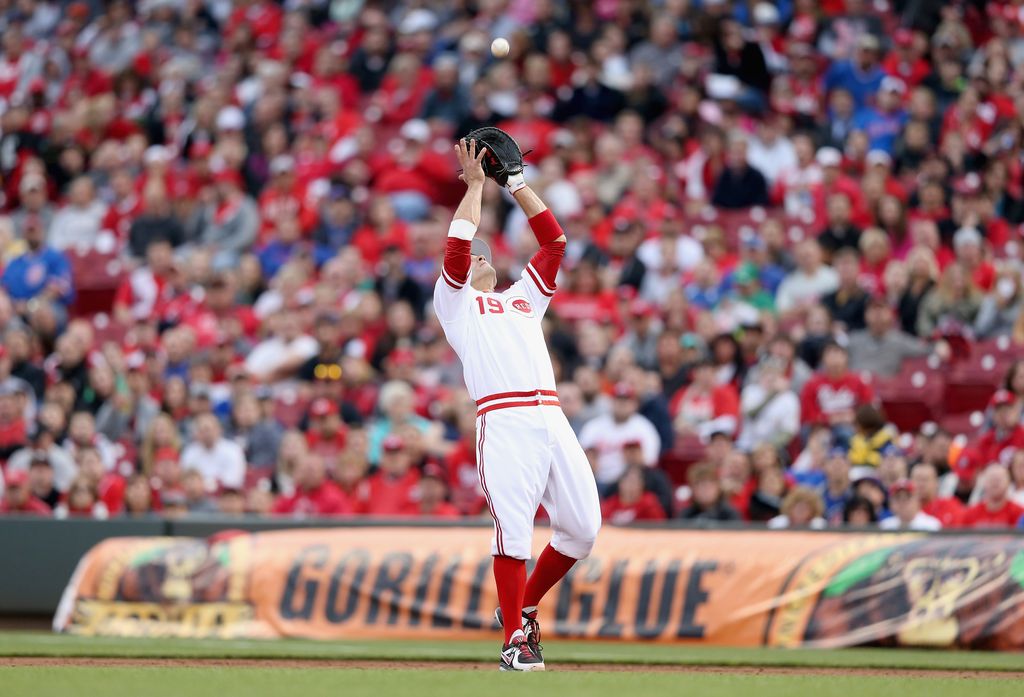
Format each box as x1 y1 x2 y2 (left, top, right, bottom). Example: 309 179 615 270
506 172 526 195
448 219 477 240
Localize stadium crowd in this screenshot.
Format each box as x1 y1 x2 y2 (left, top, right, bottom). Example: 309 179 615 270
2 0 1024 530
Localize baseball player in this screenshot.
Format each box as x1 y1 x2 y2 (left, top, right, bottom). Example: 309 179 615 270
433 135 601 671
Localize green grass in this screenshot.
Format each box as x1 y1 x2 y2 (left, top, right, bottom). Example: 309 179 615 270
1 666 1021 697
0 631 1022 672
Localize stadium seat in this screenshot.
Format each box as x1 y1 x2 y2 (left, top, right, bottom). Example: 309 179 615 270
875 371 944 433
943 359 1004 414
69 251 125 317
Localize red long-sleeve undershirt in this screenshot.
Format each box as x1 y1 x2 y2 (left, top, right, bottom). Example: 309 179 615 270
440 209 565 293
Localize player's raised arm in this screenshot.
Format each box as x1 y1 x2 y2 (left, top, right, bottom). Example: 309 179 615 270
510 182 566 300
439 139 487 292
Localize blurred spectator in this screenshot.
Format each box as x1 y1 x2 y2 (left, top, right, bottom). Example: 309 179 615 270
767 487 827 529
847 405 897 469
601 464 668 525
366 381 442 465
736 358 799 451
1 213 74 317
0 381 28 460
579 382 661 489
818 447 853 523
272 452 353 517
414 462 460 518
954 390 1024 493
1008 451 1024 509
218 488 247 517
711 135 769 209
244 311 319 383
120 474 155 518
181 470 218 514
7 425 76 492
916 263 982 338
228 393 283 472
128 185 186 259
747 464 788 522
0 469 50 515
975 269 1024 339
842 495 878 526
775 240 839 315
960 464 1024 528
48 177 107 251
818 196 862 259
852 475 890 522
25 453 59 510
879 479 941 530
671 360 739 443
364 434 419 516
823 34 885 110
853 78 908 154
76 445 125 515
54 474 109 520
847 295 931 376
679 462 741 522
821 249 868 330
180 413 246 490
800 341 873 443
198 170 259 269
910 460 964 528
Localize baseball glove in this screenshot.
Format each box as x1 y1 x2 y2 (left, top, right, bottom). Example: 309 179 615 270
463 127 524 186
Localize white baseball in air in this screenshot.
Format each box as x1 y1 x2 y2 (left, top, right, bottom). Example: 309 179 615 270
491 37 510 58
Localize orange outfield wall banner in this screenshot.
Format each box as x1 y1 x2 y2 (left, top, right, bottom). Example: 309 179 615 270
53 527 1024 649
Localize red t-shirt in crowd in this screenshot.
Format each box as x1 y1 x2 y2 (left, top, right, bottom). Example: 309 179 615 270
306 428 347 461
415 501 461 518
97 473 126 515
669 383 740 423
446 438 485 515
922 496 965 528
956 426 1024 486
363 470 420 516
601 492 667 524
0 496 52 516
272 480 355 516
799 372 874 425
0 417 28 456
959 500 1024 528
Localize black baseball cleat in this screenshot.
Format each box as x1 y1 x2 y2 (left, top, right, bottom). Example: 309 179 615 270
499 631 545 672
494 607 544 664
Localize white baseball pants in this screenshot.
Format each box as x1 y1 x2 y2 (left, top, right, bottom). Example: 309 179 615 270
475 400 602 560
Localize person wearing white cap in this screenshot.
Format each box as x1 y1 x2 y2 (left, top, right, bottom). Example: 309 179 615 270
751 2 787 74
851 76 908 154
216 105 246 132
815 145 868 225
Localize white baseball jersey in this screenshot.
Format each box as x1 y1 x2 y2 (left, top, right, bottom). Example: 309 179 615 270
433 265 557 412
431 213 601 561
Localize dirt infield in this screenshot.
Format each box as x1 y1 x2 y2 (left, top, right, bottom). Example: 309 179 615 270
3 656 1023 679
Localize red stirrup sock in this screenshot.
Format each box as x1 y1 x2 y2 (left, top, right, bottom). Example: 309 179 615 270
523 544 577 608
492 555 527 644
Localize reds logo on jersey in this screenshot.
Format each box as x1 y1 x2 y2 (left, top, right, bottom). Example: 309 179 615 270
508 296 534 317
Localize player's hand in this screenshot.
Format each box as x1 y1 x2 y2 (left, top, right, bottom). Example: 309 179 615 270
456 138 487 187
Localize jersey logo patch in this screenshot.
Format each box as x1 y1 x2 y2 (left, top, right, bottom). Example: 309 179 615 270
509 297 534 317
